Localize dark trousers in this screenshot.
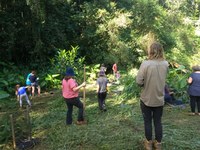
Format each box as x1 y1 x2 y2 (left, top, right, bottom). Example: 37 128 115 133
98 92 107 110
164 95 173 104
140 101 163 142
65 97 84 125
190 95 200 113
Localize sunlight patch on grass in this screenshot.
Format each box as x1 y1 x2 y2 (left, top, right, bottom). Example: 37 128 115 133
31 111 48 118
33 129 47 139
85 102 98 109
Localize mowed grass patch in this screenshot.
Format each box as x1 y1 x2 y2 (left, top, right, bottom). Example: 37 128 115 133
31 86 200 150
31 86 144 150
1 85 200 150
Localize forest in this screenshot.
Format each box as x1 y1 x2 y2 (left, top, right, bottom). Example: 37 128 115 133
1 0 200 149
1 0 200 94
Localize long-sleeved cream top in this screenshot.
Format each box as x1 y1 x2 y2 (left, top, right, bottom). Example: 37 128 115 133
136 59 169 107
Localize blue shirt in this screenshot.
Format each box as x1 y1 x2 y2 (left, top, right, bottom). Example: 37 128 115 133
18 87 26 95
188 73 200 96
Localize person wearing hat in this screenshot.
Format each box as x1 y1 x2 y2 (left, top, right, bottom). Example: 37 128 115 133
96 70 109 111
62 67 86 125
100 63 107 74
187 65 200 116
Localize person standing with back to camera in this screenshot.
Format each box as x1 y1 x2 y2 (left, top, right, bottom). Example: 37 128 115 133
96 70 109 111
62 67 86 125
187 65 200 116
136 42 169 150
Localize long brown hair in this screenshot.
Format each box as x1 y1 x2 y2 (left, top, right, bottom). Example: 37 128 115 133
148 42 164 60
15 84 20 92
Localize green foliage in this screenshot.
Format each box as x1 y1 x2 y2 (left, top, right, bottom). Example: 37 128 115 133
42 46 85 89
40 74 61 90
0 98 18 144
85 64 100 82
0 61 26 95
120 68 140 100
0 91 9 100
1 0 200 69
0 114 11 144
167 65 190 102
0 0 200 108
120 66 190 103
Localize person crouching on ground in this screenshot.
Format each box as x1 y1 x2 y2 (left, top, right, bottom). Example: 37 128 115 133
136 42 169 150
62 67 86 125
96 70 109 111
15 84 31 108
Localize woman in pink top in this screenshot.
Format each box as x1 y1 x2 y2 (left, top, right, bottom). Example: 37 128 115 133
62 67 86 125
112 63 117 75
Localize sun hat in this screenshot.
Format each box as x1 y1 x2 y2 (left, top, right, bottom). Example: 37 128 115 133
99 70 105 76
66 67 75 76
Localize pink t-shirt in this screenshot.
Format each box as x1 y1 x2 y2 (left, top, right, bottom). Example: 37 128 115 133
62 78 79 98
112 63 117 73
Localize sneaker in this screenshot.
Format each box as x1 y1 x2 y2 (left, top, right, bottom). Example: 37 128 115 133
76 120 87 125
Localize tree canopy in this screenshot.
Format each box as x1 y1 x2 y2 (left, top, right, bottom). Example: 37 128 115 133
1 0 200 68
1 0 200 95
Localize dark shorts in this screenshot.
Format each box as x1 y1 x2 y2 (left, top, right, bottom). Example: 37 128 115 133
31 81 39 87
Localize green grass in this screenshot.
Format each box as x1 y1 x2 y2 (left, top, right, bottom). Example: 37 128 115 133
1 84 200 150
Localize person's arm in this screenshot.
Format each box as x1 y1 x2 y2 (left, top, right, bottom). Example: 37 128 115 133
187 77 193 84
15 91 19 101
96 79 99 93
15 90 18 96
96 84 100 93
25 86 30 89
17 95 20 101
72 82 86 92
136 62 145 87
112 64 116 71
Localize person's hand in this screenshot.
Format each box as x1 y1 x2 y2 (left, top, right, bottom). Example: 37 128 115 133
81 82 86 87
